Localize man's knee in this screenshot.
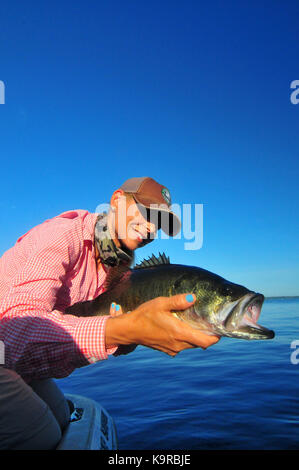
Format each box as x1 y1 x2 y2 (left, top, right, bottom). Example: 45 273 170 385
30 378 70 431
0 367 63 450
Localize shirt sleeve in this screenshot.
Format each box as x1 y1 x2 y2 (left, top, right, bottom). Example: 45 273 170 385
0 220 115 381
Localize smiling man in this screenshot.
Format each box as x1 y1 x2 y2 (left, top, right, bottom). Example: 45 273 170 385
0 176 219 449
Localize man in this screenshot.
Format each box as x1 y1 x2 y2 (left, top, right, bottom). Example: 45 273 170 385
0 177 219 449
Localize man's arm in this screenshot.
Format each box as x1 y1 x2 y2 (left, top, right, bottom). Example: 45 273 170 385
106 294 220 356
0 219 116 381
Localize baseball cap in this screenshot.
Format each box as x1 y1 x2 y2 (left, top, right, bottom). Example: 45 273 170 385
119 177 181 236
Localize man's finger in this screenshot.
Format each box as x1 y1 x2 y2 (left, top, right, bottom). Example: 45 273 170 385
178 322 221 349
110 302 123 317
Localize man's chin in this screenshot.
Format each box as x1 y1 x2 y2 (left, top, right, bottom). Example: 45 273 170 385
119 237 139 252
136 237 155 250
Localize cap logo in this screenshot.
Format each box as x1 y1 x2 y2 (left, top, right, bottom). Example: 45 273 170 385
161 187 171 205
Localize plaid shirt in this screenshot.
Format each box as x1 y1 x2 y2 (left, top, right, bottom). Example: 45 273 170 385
0 209 117 382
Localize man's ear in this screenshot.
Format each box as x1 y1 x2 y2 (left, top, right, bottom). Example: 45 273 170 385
110 189 125 210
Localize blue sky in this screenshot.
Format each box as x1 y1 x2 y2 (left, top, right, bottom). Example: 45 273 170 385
0 0 298 296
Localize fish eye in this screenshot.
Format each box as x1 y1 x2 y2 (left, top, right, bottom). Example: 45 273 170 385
221 285 233 296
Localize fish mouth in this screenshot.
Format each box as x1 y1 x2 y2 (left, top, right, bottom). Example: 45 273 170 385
241 294 264 327
224 293 275 340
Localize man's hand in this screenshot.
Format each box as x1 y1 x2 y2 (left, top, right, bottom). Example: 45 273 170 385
106 294 220 357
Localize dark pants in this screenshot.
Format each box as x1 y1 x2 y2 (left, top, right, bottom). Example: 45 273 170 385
0 367 70 449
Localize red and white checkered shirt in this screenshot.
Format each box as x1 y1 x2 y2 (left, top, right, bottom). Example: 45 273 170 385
0 209 117 382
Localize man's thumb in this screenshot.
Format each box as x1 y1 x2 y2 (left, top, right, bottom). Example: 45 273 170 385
166 293 196 311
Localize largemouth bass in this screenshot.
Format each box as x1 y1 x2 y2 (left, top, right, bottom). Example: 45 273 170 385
66 253 275 340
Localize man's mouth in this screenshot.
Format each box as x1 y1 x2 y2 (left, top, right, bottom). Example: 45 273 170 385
129 224 156 246
132 227 144 241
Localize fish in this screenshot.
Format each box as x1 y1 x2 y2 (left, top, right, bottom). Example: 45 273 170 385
66 253 275 340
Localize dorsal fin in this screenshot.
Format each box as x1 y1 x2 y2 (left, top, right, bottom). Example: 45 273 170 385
134 252 170 269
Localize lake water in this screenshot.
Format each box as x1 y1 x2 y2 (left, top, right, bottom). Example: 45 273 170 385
58 297 299 450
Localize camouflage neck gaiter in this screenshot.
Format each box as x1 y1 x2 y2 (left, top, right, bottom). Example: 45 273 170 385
94 213 134 267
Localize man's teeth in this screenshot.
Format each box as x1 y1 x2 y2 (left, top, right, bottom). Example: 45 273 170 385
133 228 144 240
135 227 147 238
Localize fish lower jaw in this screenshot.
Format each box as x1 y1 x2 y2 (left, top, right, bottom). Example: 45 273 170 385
221 323 275 340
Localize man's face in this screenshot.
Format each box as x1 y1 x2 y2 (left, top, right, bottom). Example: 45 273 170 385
110 192 159 251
